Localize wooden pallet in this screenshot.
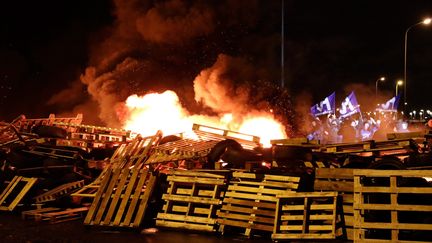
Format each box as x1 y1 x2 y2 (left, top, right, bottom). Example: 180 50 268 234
192 123 261 150
0 176 38 211
22 207 88 223
34 180 85 203
272 192 339 240
353 169 432 243
216 171 300 237
314 168 354 240
146 139 220 165
84 167 157 228
156 169 227 231
72 132 161 198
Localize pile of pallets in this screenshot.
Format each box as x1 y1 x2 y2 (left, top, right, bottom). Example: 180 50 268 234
353 169 432 242
146 123 262 168
216 171 300 237
53 122 132 149
156 169 228 231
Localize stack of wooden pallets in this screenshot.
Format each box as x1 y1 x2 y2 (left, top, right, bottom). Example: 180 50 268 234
216 171 300 237
353 169 432 242
146 123 262 167
156 169 228 231
272 191 339 241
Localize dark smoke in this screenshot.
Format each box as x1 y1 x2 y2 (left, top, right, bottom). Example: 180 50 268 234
50 0 291 130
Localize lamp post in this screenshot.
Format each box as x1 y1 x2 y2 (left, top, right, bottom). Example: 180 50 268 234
375 76 386 101
396 80 403 97
403 18 431 108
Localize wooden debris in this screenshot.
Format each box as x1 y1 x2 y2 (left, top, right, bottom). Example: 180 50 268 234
353 169 432 242
0 176 37 211
272 192 339 240
216 171 300 237
156 169 228 231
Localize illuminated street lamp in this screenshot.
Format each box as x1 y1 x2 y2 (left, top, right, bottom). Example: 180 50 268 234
396 80 403 96
375 76 385 101
403 18 432 107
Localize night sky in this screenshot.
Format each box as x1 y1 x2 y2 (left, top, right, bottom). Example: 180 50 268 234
1 0 432 124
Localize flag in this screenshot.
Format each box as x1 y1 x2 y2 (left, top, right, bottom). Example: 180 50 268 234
310 92 335 117
376 94 401 112
339 91 361 118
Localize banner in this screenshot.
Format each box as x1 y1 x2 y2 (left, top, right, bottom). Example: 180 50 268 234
376 94 401 112
339 91 361 118
310 92 335 117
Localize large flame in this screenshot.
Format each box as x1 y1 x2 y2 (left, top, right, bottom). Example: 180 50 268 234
122 90 287 147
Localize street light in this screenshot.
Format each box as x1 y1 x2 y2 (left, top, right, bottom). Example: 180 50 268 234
396 80 403 96
403 17 431 108
375 76 386 100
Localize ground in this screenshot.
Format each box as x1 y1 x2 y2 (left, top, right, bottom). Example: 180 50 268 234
0 212 274 243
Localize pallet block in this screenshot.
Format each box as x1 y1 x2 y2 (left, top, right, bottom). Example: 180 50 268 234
156 169 227 231
272 192 339 241
353 169 432 243
22 207 88 223
34 180 85 203
314 168 354 240
84 167 157 228
0 176 37 211
216 171 300 237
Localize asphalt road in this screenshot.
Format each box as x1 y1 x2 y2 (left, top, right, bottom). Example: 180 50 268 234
0 213 274 243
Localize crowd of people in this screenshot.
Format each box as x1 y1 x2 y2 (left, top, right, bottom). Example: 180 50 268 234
306 112 411 144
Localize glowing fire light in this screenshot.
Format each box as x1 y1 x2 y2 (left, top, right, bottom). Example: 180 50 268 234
122 90 287 147
124 91 192 137
239 116 287 147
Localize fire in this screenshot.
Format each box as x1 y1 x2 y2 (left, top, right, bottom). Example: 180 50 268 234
122 90 287 147
239 116 287 147
123 91 192 136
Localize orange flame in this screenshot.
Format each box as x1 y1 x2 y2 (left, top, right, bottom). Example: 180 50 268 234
122 90 287 147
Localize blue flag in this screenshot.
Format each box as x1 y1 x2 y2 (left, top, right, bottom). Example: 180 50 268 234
376 94 401 112
311 92 335 117
339 91 361 118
